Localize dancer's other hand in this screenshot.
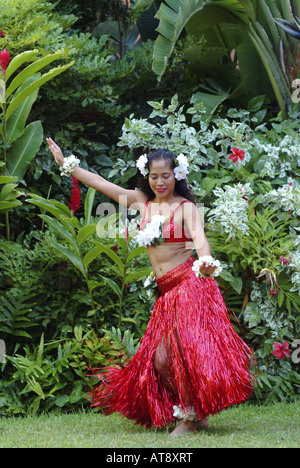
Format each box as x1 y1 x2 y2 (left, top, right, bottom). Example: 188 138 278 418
46 138 64 167
199 262 216 277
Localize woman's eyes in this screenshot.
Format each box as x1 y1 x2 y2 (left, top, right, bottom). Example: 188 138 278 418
151 176 170 180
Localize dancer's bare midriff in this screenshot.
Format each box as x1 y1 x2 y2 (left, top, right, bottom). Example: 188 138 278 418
146 242 193 279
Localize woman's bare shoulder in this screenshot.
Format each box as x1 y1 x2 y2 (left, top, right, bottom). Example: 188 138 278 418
127 190 149 215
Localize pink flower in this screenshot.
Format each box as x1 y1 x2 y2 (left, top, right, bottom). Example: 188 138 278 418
269 287 278 296
68 176 81 216
0 48 10 76
228 147 245 163
272 342 290 360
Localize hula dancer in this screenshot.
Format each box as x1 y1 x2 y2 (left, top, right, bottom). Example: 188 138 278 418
47 139 254 436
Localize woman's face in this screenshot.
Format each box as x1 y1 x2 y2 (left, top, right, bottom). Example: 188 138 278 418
148 158 175 199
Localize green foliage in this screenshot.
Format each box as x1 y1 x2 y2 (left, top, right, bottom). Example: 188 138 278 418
0 326 139 415
147 0 299 116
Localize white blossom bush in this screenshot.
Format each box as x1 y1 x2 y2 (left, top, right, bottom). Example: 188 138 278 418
208 183 254 240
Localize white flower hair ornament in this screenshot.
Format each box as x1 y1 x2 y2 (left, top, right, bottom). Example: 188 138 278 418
136 152 189 181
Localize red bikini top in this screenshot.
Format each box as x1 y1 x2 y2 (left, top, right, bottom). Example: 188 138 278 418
139 199 193 243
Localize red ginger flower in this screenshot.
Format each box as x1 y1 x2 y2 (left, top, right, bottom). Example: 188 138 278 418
228 147 245 163
272 342 290 360
0 48 10 77
69 176 81 216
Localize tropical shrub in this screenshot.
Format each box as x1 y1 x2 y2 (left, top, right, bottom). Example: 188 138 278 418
0 326 139 415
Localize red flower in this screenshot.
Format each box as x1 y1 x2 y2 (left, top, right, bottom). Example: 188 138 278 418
0 31 6 38
68 176 81 216
280 255 290 266
228 147 245 163
272 342 291 360
0 48 10 76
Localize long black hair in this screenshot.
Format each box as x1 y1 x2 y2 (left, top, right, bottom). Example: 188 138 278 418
137 149 196 202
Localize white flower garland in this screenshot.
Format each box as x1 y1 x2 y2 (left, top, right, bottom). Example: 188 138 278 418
136 152 189 180
60 155 80 177
192 256 222 278
135 214 166 247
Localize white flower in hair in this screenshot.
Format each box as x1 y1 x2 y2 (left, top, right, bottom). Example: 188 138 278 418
174 153 189 181
136 154 148 177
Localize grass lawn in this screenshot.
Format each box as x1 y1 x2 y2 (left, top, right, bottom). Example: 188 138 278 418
0 402 299 448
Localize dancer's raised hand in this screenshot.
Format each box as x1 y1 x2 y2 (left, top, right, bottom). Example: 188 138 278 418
46 138 64 167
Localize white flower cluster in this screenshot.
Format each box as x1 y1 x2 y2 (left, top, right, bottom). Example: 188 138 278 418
173 153 189 180
136 154 148 177
135 215 166 247
261 182 300 216
60 155 80 177
119 116 157 148
208 183 254 240
250 134 300 179
173 405 197 422
192 256 222 278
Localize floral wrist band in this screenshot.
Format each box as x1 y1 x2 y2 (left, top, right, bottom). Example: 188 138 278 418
136 152 189 181
60 155 80 177
192 256 222 278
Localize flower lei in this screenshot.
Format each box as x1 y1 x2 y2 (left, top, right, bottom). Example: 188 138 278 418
136 152 189 181
135 214 169 248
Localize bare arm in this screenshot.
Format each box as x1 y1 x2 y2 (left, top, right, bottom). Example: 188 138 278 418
183 202 216 277
46 138 146 208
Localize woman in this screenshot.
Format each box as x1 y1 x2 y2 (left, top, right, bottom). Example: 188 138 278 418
47 139 254 436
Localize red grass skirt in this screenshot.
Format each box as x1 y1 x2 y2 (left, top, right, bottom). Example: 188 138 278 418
91 256 254 428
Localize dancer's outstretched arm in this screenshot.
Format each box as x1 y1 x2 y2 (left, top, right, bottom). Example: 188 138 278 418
46 138 145 208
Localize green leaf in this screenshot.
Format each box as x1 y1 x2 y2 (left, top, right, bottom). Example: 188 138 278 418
277 289 285 308
77 224 96 246
5 50 39 82
6 50 66 98
100 276 122 298
0 175 18 184
127 245 147 262
26 194 71 219
83 246 104 269
94 243 124 274
6 120 43 180
5 75 40 145
52 244 85 276
125 267 153 283
84 187 96 225
39 214 78 252
5 61 74 122
87 280 102 293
